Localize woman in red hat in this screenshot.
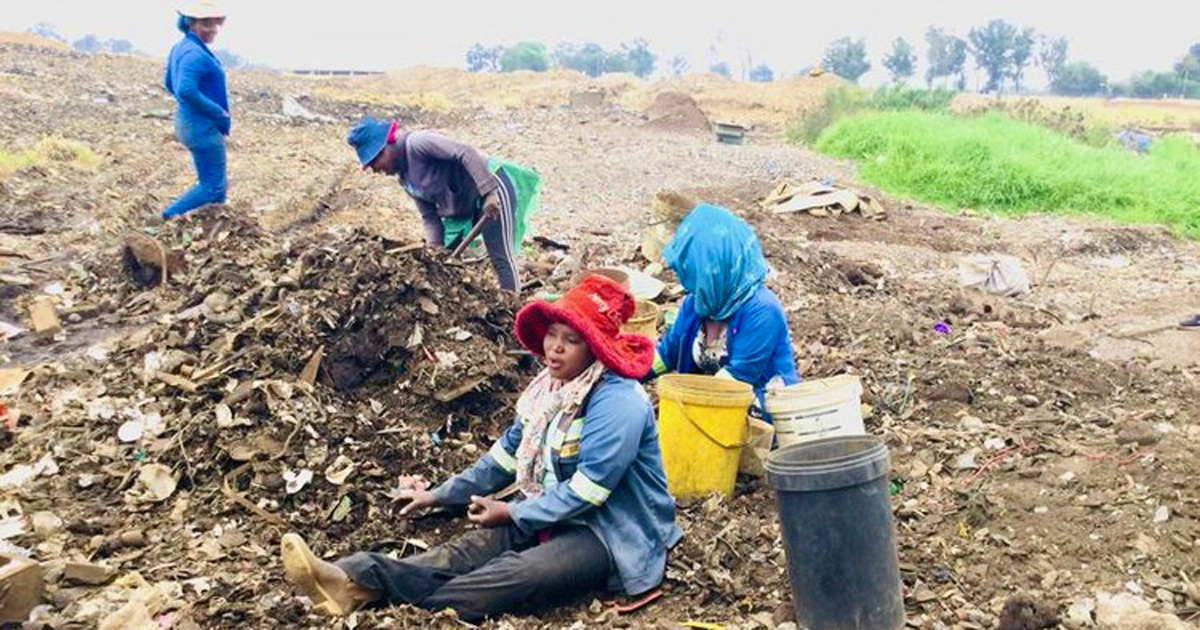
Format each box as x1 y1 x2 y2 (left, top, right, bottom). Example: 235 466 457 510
279 275 681 622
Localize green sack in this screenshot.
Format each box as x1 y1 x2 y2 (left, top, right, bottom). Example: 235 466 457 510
440 159 543 249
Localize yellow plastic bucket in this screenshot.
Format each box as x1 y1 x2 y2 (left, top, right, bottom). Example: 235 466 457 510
621 299 660 342
656 374 754 499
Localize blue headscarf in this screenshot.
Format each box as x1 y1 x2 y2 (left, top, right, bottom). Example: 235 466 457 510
176 15 193 33
663 203 768 321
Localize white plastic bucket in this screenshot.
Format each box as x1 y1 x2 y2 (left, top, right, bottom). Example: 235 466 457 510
767 375 866 448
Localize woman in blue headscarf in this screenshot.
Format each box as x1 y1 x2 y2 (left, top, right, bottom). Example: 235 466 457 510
161 1 230 219
647 203 800 416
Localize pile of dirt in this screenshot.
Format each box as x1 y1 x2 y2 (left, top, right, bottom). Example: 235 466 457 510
1 208 535 629
642 91 712 131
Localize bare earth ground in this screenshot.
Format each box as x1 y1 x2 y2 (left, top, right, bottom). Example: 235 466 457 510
1 45 1199 630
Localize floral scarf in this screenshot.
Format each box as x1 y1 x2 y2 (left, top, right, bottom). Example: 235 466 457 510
513 361 606 497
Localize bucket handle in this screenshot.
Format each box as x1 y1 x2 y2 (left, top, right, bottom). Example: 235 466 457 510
676 403 747 450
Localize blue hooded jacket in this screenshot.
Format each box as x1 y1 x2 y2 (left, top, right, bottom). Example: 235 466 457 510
164 32 230 137
653 204 800 411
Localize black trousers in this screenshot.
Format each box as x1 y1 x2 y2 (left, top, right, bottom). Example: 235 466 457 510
337 524 610 623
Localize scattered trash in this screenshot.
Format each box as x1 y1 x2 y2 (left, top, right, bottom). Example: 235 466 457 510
0 553 43 622
0 368 29 396
1152 505 1170 523
329 495 353 523
0 501 25 540
764 181 887 219
713 121 748 145
282 95 336 123
1096 591 1191 630
28 296 62 336
324 455 356 485
63 560 116 586
0 454 58 490
283 469 313 495
0 320 24 341
957 254 1030 297
136 464 178 502
933 321 952 335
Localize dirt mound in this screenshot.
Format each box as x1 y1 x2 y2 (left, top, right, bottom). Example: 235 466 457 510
642 91 711 131
3 208 533 629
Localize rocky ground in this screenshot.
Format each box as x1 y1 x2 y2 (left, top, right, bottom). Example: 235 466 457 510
1 43 1198 630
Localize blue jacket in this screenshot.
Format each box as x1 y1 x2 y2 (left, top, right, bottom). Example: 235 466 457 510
164 33 230 137
431 372 682 596
652 285 800 413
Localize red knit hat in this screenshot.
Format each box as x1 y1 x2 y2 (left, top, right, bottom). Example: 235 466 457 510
514 275 654 378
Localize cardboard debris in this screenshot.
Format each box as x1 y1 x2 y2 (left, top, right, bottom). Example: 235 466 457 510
765 181 887 219
0 553 43 622
29 296 62 335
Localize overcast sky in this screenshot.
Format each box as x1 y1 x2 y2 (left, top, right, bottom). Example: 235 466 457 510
2 0 1196 87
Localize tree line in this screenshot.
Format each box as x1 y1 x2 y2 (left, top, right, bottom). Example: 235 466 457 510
470 20 1200 99
25 22 250 69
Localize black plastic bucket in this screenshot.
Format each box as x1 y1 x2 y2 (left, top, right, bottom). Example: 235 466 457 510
766 435 903 630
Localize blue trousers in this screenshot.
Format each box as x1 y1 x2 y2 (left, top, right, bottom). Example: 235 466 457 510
338 524 610 623
163 120 227 219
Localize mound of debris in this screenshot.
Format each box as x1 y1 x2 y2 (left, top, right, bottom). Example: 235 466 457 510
643 91 711 131
1 208 536 628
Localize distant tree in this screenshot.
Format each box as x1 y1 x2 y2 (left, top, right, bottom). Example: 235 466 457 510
466 43 502 72
72 34 103 54
1128 70 1184 98
604 49 632 74
623 38 656 78
555 42 606 76
106 39 134 54
669 55 689 77
968 19 1018 92
214 49 246 69
822 37 870 83
27 23 67 43
1050 61 1107 96
500 41 550 72
924 27 951 87
709 61 732 78
1008 27 1036 92
1038 36 1069 88
748 64 774 82
1175 43 1200 86
966 21 1007 91
882 37 916 83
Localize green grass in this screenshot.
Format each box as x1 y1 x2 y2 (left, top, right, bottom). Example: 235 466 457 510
815 110 1200 238
0 136 100 177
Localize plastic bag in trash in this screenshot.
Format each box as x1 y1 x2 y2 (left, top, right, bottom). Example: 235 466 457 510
957 255 1030 297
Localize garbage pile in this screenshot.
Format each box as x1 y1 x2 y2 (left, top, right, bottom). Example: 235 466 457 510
0 209 533 628
764 181 887 220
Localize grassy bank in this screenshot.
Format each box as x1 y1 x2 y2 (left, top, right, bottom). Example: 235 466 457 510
0 136 100 177
814 110 1200 238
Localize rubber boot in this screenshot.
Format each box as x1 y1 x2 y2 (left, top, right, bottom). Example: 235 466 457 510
281 533 380 616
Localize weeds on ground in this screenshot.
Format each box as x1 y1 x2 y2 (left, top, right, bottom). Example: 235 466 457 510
0 136 100 177
815 110 1200 238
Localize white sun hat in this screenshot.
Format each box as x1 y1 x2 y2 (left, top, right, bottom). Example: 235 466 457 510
177 1 226 19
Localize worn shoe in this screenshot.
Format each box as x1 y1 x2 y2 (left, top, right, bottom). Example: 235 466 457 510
280 533 379 616
1180 314 1200 329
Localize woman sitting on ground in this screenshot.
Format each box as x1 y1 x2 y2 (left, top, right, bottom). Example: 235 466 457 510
647 203 801 415
280 275 681 622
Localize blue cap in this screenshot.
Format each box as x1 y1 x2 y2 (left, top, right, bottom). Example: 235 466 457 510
346 117 391 167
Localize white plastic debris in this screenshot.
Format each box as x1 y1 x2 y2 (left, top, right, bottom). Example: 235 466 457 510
957 254 1030 297
283 469 313 494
